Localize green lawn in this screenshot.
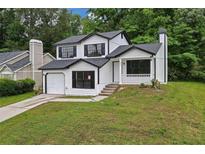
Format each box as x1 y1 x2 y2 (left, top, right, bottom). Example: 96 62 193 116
0 82 205 144
0 92 36 107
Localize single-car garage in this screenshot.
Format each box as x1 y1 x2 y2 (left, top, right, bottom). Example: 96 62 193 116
46 73 65 94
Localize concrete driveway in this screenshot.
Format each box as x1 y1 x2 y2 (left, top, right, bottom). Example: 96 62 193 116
0 94 108 123
0 94 61 123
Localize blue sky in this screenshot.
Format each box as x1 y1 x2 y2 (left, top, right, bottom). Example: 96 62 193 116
69 8 89 17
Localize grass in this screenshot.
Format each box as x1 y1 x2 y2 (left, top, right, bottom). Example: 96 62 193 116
0 92 36 107
0 82 205 144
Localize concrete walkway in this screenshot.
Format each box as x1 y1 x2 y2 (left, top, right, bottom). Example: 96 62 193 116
50 95 108 102
0 95 108 123
0 94 61 123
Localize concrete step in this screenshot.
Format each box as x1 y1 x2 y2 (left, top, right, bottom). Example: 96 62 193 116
99 92 112 96
99 84 119 96
101 89 115 93
106 85 119 88
104 87 116 90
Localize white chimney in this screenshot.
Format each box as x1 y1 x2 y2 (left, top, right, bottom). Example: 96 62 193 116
159 28 168 83
29 39 43 87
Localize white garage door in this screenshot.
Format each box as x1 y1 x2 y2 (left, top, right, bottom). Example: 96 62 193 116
46 73 65 94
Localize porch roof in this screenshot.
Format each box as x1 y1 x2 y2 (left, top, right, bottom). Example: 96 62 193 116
106 43 162 58
39 58 109 70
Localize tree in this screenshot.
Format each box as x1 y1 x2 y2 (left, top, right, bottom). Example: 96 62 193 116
84 8 205 81
0 9 81 55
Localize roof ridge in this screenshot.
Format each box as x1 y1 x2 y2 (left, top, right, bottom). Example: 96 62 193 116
134 42 161 46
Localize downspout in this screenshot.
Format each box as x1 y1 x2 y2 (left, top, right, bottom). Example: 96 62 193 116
97 67 100 84
32 42 35 80
108 39 110 54
164 36 167 83
154 57 156 80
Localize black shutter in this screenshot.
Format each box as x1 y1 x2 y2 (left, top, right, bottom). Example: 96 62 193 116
59 47 62 58
101 43 105 55
73 46 77 57
72 72 76 88
91 71 95 88
84 45 88 56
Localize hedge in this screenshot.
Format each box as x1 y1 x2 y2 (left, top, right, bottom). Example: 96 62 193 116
0 78 35 97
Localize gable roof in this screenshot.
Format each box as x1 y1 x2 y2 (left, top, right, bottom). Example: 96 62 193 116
54 30 131 46
6 56 31 72
39 58 109 70
82 58 109 68
106 43 162 58
0 51 28 65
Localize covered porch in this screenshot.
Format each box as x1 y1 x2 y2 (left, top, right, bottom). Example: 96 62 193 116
112 57 155 84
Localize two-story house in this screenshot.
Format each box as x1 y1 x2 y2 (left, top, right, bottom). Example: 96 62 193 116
40 28 168 96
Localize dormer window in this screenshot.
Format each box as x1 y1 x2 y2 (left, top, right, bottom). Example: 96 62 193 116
84 43 105 57
59 46 76 58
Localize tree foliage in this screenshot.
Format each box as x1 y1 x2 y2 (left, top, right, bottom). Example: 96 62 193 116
0 8 205 81
83 8 205 81
0 8 81 55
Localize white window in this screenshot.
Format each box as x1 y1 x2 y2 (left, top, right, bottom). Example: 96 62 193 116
59 46 76 58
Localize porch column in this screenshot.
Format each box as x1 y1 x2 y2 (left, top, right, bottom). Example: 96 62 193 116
119 58 122 84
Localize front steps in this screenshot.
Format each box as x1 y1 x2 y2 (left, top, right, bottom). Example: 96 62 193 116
99 84 119 96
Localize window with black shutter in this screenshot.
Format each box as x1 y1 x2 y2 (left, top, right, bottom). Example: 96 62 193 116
58 47 62 58
84 43 105 57
72 71 95 89
59 46 77 58
127 60 150 74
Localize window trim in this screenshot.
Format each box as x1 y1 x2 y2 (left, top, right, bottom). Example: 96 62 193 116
58 45 76 58
72 71 95 89
126 59 151 75
84 43 105 57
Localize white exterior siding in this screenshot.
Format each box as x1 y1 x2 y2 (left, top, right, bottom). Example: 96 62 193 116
65 61 98 96
109 34 129 53
56 35 108 59
116 48 154 84
43 61 103 96
80 35 108 58
98 61 112 91
156 34 167 84
118 48 152 59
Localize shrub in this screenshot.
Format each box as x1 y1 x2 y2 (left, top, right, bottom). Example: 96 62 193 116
168 53 198 80
0 78 17 96
191 71 205 82
151 79 160 89
0 78 35 97
139 83 147 88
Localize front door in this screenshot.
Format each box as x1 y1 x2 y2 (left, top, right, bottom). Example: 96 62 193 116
113 62 119 83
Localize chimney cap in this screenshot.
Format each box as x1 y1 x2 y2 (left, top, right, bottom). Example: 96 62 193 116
29 39 42 44
159 27 167 34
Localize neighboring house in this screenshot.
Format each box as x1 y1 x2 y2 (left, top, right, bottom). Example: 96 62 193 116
40 28 168 96
0 39 55 88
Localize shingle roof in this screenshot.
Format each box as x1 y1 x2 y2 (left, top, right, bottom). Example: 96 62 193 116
98 30 123 39
82 58 109 67
54 30 123 46
39 59 79 70
106 43 162 58
0 51 28 64
39 58 109 70
6 56 31 71
54 35 87 46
